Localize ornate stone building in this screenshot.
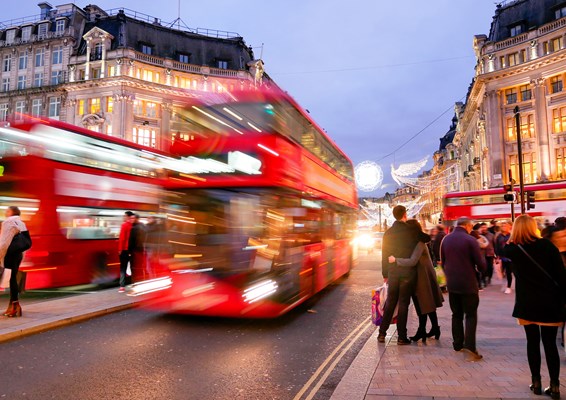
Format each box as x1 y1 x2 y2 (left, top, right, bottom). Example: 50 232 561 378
0 3 259 150
460 0 566 188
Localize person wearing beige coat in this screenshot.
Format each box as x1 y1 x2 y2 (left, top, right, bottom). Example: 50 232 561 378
0 206 28 317
390 220 444 343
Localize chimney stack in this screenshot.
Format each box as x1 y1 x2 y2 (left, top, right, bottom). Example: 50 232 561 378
38 2 53 20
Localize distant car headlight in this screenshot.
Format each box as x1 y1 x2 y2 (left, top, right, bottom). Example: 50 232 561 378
357 234 375 249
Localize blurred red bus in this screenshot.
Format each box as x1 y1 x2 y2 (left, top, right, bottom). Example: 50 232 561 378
443 182 566 225
140 89 359 317
0 118 167 289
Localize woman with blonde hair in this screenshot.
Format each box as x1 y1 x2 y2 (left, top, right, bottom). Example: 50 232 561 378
505 215 566 399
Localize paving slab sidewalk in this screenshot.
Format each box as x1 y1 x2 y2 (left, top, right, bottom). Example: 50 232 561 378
331 278 566 400
0 288 141 343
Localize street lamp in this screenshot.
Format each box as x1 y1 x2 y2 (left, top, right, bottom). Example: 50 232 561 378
513 106 526 215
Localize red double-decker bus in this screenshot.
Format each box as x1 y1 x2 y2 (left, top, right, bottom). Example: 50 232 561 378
140 88 358 317
443 182 566 225
0 118 168 289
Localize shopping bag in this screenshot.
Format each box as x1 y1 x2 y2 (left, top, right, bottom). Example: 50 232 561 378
0 267 11 290
371 283 398 326
434 263 447 288
126 262 132 277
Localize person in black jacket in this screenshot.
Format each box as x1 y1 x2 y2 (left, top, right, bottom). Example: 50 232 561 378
440 217 486 361
378 205 420 345
129 214 146 282
505 215 566 400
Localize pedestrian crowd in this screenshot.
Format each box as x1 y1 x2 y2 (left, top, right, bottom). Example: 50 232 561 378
378 206 566 400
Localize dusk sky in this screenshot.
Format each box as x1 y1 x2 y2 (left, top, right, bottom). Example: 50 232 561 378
2 1 498 195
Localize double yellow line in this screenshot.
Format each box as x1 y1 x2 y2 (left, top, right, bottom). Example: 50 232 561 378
293 316 372 400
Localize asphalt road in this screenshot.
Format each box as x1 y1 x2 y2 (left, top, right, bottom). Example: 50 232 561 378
0 252 381 400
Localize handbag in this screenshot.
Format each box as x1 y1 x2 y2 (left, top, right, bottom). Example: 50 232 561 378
8 230 32 254
518 244 566 319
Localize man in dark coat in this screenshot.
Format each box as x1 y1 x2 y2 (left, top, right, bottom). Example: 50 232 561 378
129 214 146 282
378 205 419 345
441 217 487 361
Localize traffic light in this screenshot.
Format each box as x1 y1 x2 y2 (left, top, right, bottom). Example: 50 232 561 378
503 192 516 202
526 191 536 210
503 184 515 203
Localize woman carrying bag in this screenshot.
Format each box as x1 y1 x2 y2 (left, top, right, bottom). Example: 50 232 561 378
0 206 31 318
505 215 566 400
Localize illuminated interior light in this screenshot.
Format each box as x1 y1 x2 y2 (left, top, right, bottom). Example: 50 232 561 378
56 208 86 213
257 143 279 157
242 280 278 304
227 151 262 175
247 122 262 132
223 107 243 121
242 244 268 251
47 150 77 158
179 173 207 182
168 240 196 247
172 268 214 274
173 254 203 258
192 106 243 134
167 216 197 224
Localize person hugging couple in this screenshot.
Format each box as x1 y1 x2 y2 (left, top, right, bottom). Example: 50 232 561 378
377 205 444 345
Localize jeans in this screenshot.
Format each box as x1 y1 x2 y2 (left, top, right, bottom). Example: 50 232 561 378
449 292 480 352
119 250 131 288
379 267 417 339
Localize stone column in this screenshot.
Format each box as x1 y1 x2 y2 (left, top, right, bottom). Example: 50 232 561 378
160 101 172 150
101 40 107 78
484 90 505 186
85 39 91 80
530 77 550 181
113 92 133 141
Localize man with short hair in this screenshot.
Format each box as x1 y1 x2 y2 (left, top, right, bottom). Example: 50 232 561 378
441 217 486 361
378 205 419 345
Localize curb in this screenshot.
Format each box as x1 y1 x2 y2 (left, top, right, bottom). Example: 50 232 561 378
0 301 138 344
330 326 393 400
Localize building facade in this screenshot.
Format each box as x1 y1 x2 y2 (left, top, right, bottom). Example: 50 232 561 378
0 3 260 150
460 0 566 189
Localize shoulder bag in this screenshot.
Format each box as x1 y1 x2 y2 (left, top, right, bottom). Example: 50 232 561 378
518 244 566 319
7 230 32 255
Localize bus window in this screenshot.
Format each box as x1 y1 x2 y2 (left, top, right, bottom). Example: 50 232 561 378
57 207 125 240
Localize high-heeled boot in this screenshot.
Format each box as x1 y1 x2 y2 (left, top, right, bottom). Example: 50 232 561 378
426 326 441 340
544 380 560 400
6 301 22 318
3 300 13 316
409 328 427 343
530 376 542 395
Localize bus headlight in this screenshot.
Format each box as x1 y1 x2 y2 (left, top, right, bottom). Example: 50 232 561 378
242 280 278 304
127 277 173 296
